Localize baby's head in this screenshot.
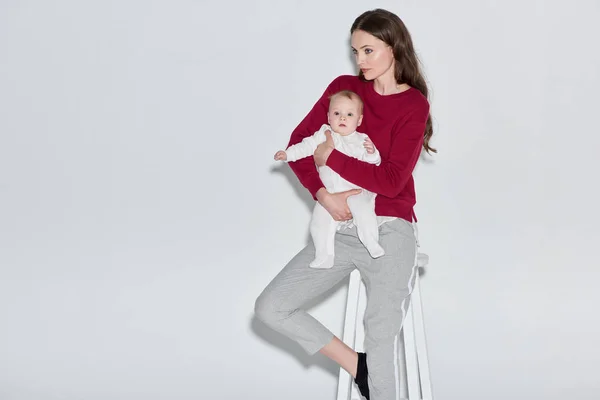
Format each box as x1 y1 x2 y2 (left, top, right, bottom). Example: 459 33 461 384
327 90 363 135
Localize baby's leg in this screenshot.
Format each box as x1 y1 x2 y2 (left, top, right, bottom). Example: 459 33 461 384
347 192 385 258
309 202 338 269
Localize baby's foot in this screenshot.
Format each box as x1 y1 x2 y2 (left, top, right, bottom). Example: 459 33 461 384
366 243 385 259
309 255 335 269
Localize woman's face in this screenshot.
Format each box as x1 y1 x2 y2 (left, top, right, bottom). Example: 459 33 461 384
351 29 395 81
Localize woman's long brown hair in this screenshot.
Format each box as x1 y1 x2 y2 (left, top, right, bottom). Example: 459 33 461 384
352 9 436 154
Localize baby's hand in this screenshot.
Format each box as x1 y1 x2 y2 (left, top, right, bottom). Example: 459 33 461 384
364 137 375 154
274 150 288 161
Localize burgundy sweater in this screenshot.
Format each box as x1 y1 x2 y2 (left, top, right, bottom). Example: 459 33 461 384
287 75 430 222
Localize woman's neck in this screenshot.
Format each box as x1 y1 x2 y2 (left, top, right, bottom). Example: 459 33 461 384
373 71 410 95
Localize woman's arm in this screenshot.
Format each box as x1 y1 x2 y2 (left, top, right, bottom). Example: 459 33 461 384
325 107 429 198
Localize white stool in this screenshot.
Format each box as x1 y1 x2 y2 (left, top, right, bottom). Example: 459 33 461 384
335 252 433 400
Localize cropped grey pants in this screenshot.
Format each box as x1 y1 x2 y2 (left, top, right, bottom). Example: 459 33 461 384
255 218 418 400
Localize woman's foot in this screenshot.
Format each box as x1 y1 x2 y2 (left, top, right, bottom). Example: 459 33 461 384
354 352 370 399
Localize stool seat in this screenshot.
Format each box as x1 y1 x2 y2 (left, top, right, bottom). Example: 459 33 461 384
417 252 429 268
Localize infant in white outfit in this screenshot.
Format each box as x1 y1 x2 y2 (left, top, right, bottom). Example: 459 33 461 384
274 90 385 269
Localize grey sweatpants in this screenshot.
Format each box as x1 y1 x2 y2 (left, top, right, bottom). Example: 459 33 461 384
255 218 418 400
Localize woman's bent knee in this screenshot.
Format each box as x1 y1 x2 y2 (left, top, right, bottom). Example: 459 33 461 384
254 292 282 326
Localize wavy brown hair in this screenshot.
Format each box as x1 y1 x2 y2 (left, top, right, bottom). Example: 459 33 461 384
351 9 436 154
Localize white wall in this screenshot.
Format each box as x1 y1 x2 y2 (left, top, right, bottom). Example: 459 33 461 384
1 1 598 399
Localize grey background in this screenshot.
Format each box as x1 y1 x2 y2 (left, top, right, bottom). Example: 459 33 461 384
1 0 599 399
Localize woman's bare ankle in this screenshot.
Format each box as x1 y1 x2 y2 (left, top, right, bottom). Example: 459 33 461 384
318 336 358 377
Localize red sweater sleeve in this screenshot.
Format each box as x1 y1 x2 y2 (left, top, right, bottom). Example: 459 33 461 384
326 105 429 198
286 77 341 199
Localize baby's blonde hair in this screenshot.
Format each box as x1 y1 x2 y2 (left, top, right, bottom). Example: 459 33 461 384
328 90 364 114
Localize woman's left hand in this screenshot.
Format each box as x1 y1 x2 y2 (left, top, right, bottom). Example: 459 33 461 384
314 130 335 167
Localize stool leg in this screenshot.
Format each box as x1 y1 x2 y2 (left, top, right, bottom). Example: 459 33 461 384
397 332 409 399
412 272 434 399
336 270 362 400
355 278 368 353
403 296 420 400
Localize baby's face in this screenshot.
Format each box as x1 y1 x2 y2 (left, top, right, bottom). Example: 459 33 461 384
327 96 363 135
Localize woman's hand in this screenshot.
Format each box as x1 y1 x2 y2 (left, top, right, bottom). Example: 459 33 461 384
316 187 362 221
314 130 335 167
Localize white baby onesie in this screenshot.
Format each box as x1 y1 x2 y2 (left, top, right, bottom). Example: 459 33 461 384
285 124 385 269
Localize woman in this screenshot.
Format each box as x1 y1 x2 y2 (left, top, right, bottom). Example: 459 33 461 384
255 8 435 400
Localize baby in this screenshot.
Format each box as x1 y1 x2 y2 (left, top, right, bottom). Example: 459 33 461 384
274 90 384 269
